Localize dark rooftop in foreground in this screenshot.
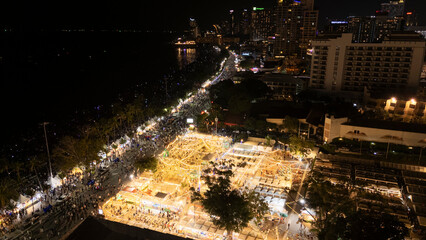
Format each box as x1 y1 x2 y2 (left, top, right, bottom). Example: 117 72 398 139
342 119 426 134
66 216 191 240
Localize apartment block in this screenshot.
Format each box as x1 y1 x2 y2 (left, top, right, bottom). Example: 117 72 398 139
309 32 425 92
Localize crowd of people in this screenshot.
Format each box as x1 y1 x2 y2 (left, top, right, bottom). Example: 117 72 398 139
104 201 181 235
3 53 236 240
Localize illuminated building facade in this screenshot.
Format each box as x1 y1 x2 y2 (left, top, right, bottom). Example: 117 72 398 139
274 0 318 58
405 11 418 27
380 0 405 18
325 20 350 33
348 15 403 43
189 18 200 39
250 7 274 41
309 32 425 92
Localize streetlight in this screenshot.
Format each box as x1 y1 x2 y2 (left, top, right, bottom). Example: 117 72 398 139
215 117 218 135
42 122 53 186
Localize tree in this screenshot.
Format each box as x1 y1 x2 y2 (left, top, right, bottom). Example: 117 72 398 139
210 79 235 108
305 171 408 240
239 59 255 69
196 113 210 133
191 161 268 237
0 178 19 209
289 136 314 159
52 133 103 173
29 156 44 191
282 115 299 134
10 160 24 182
134 155 158 173
0 157 10 175
228 91 251 114
305 172 356 239
239 78 270 99
265 135 272 146
341 210 408 240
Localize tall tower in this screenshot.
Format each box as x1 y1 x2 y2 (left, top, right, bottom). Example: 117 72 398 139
229 10 236 35
274 0 318 58
189 18 200 39
251 7 273 41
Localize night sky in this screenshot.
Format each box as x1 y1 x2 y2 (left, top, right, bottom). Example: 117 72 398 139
0 0 425 30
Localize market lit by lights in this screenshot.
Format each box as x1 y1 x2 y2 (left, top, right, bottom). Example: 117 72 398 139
101 132 309 239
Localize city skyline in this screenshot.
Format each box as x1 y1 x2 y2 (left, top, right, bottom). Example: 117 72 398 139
0 0 425 239
1 0 425 31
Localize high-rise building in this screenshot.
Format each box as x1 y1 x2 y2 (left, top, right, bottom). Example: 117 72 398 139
240 9 251 36
405 11 418 27
250 7 274 41
309 32 425 92
324 20 350 33
325 15 403 43
274 0 318 58
381 0 405 18
229 9 237 35
189 18 200 39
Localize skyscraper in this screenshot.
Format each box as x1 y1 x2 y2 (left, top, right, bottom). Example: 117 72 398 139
240 9 251 36
229 9 237 35
274 0 318 58
189 18 200 39
250 7 274 41
348 14 403 43
309 32 425 92
381 0 405 18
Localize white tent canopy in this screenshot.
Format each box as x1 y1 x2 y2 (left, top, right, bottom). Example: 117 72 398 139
18 194 30 204
46 175 63 189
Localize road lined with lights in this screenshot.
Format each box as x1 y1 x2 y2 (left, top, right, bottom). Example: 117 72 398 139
7 51 236 240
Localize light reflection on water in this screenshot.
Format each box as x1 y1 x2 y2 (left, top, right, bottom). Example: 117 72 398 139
176 48 196 69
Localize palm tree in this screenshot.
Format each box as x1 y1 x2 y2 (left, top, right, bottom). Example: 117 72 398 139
11 160 24 182
0 178 19 209
29 156 44 191
0 157 10 175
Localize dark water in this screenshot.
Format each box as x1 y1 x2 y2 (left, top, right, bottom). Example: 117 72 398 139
0 31 196 142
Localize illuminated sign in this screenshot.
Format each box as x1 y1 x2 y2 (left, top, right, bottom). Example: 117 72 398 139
251 67 259 73
253 7 264 11
330 21 348 24
187 118 194 124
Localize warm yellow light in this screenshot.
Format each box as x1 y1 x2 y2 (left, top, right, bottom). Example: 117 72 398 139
410 98 416 105
391 97 397 103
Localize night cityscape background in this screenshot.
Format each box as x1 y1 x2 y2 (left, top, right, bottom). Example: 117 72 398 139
0 0 426 239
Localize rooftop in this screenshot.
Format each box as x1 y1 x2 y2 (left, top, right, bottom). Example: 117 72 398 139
66 216 190 240
342 118 426 134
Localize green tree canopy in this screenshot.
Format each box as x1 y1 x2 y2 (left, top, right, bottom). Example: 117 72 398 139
134 155 158 173
191 162 268 235
282 115 299 134
0 178 19 209
228 91 251 114
289 136 314 159
209 79 235 108
239 78 270 100
305 171 408 240
52 132 104 173
239 59 255 69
